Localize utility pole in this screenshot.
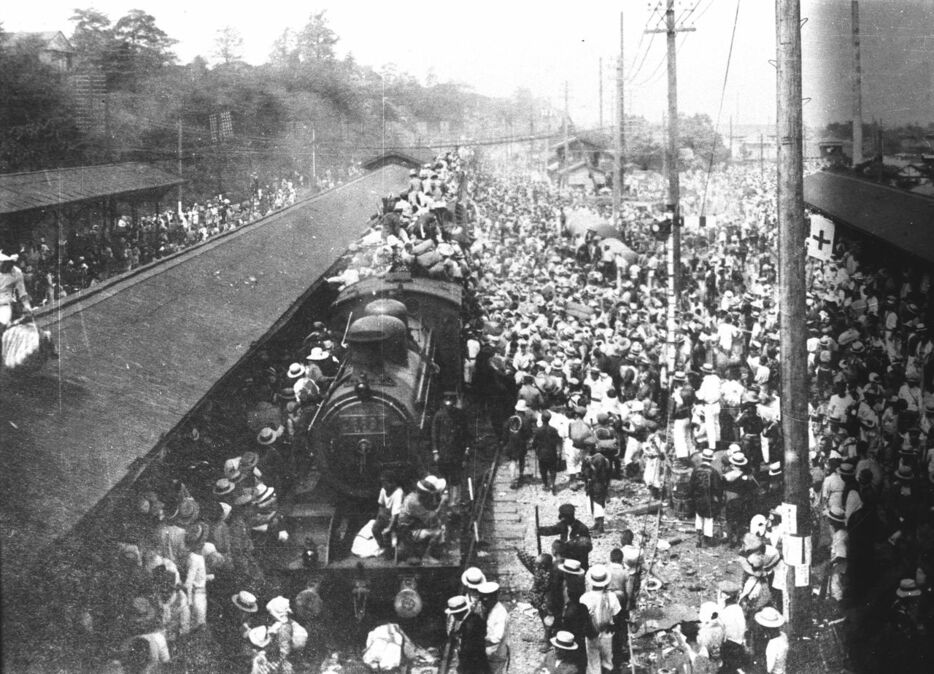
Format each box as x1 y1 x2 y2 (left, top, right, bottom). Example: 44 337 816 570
776 0 810 638
563 81 570 187
728 116 734 165
177 117 183 214
599 57 604 131
851 0 863 165
613 12 624 222
311 125 317 188
759 133 765 173
648 0 694 382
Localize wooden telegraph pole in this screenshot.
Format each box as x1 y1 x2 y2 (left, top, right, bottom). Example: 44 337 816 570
563 81 570 186
851 0 863 165
177 118 183 214
776 0 811 637
613 12 624 223
599 57 604 131
648 0 694 381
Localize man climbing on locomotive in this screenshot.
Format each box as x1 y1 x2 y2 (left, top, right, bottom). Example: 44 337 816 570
397 475 448 564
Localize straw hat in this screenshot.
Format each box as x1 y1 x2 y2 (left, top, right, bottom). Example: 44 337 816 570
461 567 486 590
754 606 786 628
559 559 585 575
213 478 235 496
231 590 259 613
701 448 715 463
287 363 306 379
550 630 579 651
445 595 471 615
477 581 500 595
587 564 610 589
729 452 749 467
896 578 922 598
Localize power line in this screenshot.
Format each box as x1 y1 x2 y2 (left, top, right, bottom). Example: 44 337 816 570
700 0 742 216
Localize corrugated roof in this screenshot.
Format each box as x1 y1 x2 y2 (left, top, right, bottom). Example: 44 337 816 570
0 162 184 215
0 165 410 576
804 170 934 262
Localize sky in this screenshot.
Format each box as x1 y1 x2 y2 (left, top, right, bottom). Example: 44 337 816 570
3 1 932 132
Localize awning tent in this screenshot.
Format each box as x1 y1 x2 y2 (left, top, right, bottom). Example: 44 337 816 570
566 209 618 239
599 237 639 264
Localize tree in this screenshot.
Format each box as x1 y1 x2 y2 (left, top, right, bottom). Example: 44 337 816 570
269 28 298 68
679 113 728 168
113 9 176 69
213 26 243 65
69 8 113 67
297 11 338 62
0 41 81 171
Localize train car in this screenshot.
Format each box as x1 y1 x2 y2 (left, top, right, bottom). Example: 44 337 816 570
258 271 469 625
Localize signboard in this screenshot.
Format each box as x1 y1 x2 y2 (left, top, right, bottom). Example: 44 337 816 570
806 214 836 261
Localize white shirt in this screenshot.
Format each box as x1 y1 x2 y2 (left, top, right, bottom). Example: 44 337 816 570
378 487 404 517
719 603 746 645
485 602 510 658
766 633 789 674
697 375 722 405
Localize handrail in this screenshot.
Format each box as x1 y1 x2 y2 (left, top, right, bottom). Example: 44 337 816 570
439 424 506 674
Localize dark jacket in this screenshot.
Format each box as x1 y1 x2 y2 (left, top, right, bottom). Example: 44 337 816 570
533 424 562 464
689 463 724 518
539 519 592 567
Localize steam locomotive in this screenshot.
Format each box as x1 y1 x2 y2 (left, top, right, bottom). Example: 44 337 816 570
261 270 470 622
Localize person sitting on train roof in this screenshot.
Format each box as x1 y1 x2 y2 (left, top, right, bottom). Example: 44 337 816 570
396 475 448 565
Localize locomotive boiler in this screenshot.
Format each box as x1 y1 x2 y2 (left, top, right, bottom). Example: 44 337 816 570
316 271 464 498
260 271 469 621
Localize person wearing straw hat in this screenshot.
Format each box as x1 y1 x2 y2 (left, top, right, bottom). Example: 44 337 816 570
538 630 582 674
690 449 724 548
477 581 510 674
753 607 787 674
461 566 487 607
723 452 757 549
579 564 621 674
397 476 447 564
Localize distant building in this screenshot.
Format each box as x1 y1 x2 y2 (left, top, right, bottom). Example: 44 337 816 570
4 31 75 72
548 132 616 188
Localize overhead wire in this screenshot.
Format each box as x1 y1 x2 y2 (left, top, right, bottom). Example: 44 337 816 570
700 0 742 217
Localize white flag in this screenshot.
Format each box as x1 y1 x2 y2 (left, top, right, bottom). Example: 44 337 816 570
806 213 835 261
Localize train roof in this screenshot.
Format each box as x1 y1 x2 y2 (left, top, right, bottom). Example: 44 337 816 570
333 272 463 312
0 165 411 576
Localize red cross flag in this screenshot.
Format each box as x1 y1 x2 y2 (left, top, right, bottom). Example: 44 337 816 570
806 213 835 261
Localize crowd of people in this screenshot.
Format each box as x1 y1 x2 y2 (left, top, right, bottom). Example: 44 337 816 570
15 141 934 673
437 157 934 672
5 174 302 305
28 151 474 674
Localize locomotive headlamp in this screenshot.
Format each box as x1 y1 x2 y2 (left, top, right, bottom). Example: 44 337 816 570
393 575 423 619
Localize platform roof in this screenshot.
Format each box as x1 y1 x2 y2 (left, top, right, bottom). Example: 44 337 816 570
0 165 410 579
803 170 934 262
0 162 184 215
